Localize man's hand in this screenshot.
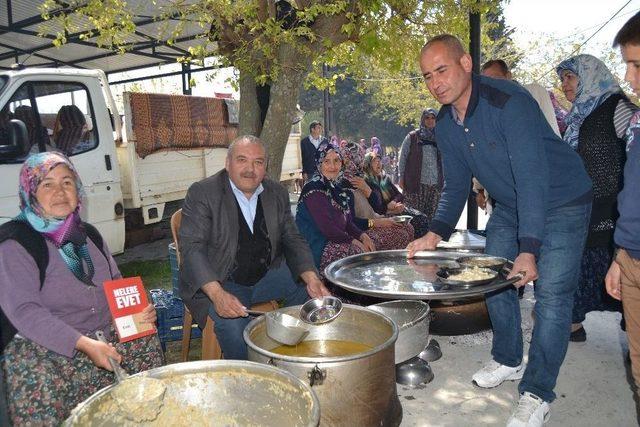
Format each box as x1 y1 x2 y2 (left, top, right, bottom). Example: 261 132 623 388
202 281 246 318
605 260 622 301
76 335 121 371
300 271 332 298
360 233 376 252
510 253 538 287
406 231 442 258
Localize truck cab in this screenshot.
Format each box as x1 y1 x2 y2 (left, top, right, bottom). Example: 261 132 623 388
0 68 125 253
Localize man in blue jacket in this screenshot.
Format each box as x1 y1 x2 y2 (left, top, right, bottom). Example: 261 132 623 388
407 35 592 427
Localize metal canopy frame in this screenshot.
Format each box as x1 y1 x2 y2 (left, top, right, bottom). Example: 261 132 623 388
0 0 219 84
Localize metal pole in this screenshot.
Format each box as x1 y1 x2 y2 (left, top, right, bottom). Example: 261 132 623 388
322 63 331 138
466 11 481 230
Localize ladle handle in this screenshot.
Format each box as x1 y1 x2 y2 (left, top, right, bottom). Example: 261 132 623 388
95 330 128 382
245 309 266 316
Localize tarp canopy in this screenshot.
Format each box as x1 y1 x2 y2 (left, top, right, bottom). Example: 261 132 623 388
0 1 212 74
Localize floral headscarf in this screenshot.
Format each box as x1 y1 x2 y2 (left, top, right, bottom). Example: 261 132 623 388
340 140 365 179
299 142 350 213
363 151 395 203
547 91 568 136
418 109 438 146
370 137 382 155
16 152 95 285
556 54 623 149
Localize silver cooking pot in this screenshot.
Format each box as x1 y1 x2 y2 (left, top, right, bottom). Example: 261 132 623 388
368 300 430 364
245 304 402 427
64 360 320 426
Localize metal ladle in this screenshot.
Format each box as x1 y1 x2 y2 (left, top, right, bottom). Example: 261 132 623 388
246 297 343 346
246 310 310 346
95 331 166 421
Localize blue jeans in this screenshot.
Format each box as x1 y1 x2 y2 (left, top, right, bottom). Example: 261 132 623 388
207 263 310 360
484 202 591 402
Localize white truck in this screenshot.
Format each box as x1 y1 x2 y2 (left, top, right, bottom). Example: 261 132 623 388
0 68 302 254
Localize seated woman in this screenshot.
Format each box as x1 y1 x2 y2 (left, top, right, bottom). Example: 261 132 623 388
53 105 88 155
0 152 163 425
296 143 381 303
363 151 430 238
339 141 414 250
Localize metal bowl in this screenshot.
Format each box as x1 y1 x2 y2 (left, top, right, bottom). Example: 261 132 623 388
395 357 434 387
300 296 343 324
436 266 498 287
456 255 508 272
64 360 321 426
391 215 413 223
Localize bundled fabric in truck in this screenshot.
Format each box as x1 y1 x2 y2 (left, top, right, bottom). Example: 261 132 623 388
126 92 239 158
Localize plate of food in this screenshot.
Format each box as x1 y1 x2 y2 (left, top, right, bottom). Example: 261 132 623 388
456 255 508 272
436 266 498 287
392 215 413 223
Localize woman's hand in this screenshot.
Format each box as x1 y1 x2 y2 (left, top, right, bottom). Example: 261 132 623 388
352 239 367 252
373 218 402 228
140 304 157 324
76 335 121 371
349 176 372 197
387 201 404 215
360 233 376 252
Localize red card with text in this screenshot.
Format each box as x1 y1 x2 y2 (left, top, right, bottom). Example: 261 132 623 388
103 276 156 342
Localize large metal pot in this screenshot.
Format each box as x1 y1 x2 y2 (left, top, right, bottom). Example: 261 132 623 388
368 300 430 364
245 304 402 427
64 360 320 426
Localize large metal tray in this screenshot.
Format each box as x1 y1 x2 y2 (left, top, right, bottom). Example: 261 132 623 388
324 250 518 300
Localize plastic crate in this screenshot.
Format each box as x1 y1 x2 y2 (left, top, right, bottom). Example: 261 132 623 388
168 243 180 298
150 289 201 350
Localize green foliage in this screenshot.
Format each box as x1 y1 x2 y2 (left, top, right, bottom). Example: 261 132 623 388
299 73 412 146
117 260 172 291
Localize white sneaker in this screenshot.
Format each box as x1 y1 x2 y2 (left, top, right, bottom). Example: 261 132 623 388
506 392 550 427
472 360 525 388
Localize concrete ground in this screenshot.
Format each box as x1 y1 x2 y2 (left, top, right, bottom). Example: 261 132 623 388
399 288 638 426
116 237 639 427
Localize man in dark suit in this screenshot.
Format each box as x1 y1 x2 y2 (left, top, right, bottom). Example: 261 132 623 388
300 121 327 182
180 135 330 359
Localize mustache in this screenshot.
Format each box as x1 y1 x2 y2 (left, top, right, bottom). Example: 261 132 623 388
241 172 257 178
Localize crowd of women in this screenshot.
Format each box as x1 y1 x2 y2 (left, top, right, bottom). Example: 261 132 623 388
0 20 638 425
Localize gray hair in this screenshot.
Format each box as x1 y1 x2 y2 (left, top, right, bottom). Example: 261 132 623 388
226 135 265 160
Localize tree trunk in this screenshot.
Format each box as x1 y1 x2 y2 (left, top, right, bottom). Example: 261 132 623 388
238 71 263 137
259 45 313 181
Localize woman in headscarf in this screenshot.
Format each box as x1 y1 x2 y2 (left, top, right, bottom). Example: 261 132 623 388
363 151 430 239
370 136 383 155
398 108 443 222
0 152 163 425
339 141 414 251
557 54 638 342
295 142 381 303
